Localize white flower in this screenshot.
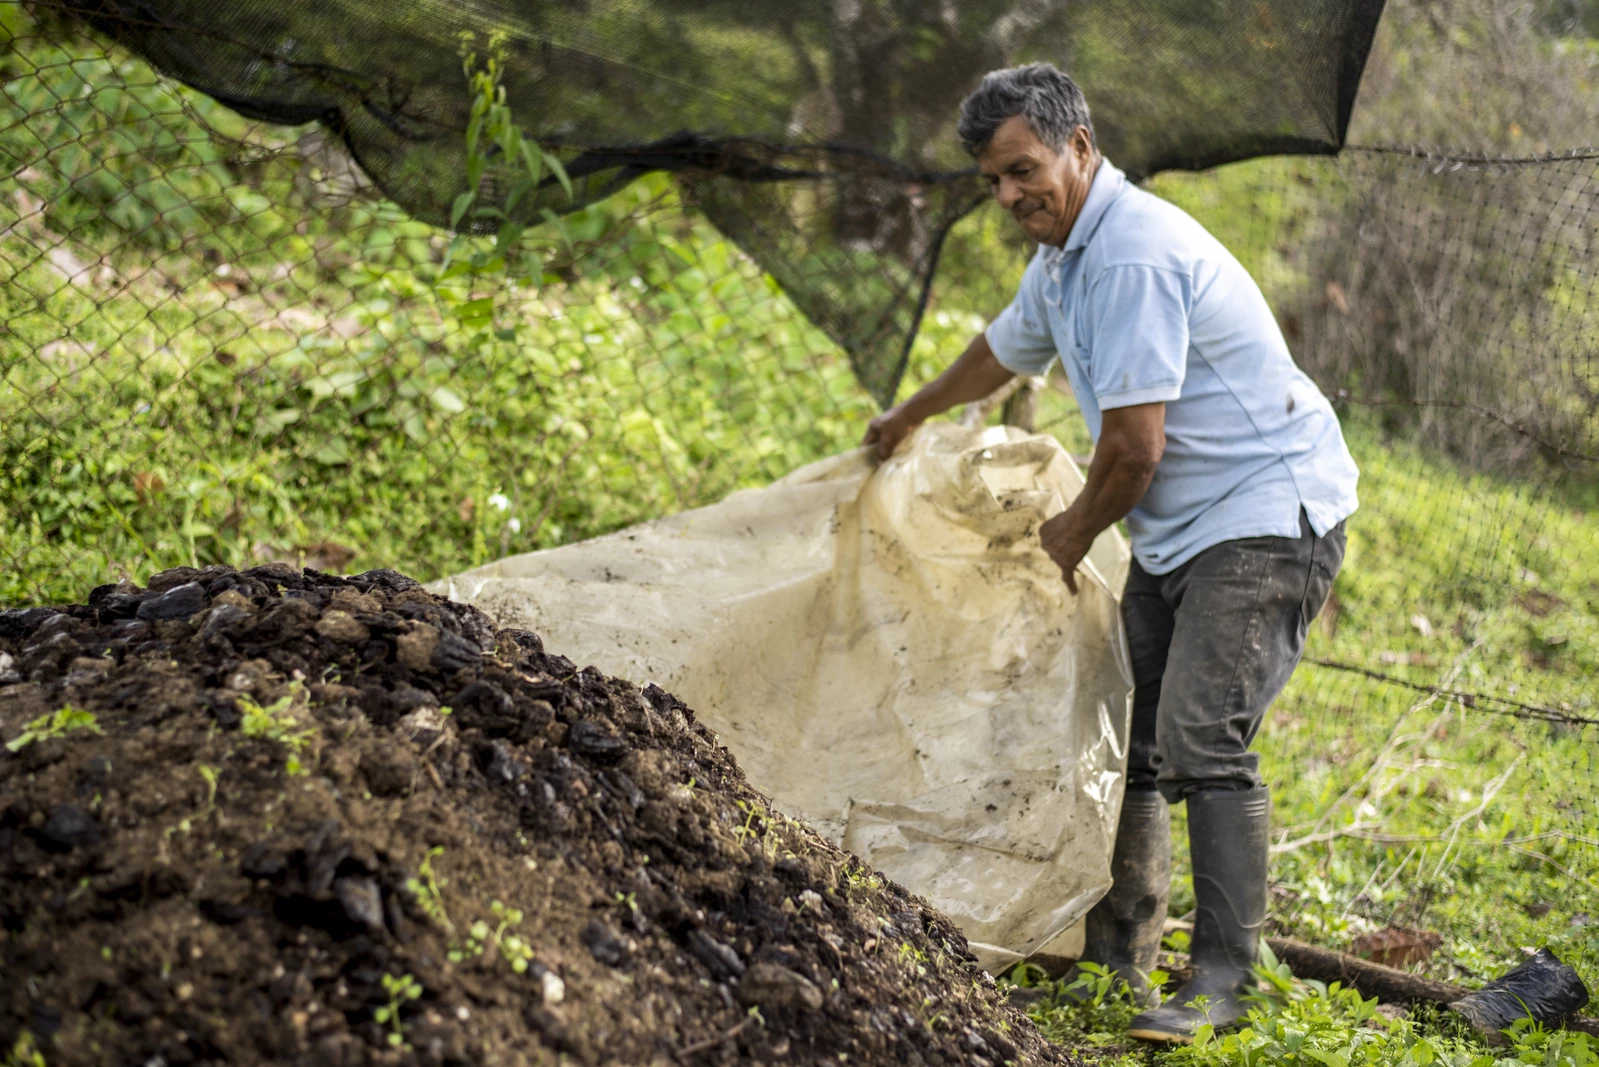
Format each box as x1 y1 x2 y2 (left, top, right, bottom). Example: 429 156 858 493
507 517 522 534
488 493 510 511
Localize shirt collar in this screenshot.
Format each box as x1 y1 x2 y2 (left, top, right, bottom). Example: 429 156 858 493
1041 158 1126 279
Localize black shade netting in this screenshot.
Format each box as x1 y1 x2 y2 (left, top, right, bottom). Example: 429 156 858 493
52 0 1385 405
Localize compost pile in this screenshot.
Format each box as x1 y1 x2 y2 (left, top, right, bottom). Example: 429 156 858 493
0 565 1069 1067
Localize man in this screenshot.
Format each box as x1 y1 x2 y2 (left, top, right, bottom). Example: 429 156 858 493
863 64 1357 1043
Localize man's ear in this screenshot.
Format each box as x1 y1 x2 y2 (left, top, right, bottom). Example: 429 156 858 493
1071 126 1095 166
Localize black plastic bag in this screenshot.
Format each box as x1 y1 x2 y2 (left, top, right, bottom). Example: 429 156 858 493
1451 949 1591 1035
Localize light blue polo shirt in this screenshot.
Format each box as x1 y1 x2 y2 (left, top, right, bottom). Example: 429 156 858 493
986 159 1359 576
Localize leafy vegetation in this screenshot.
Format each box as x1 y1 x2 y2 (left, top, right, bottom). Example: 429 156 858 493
1000 422 1599 1058
404 845 455 935
1013 957 1598 1067
4 706 101 752
236 682 316 776
0 4 917 605
374 973 423 1050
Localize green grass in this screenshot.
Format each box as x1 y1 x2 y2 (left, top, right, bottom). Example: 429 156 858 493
1260 420 1597 974
1015 966 1598 1067
1003 418 1598 1065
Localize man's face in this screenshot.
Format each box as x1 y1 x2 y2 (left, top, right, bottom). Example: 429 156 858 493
977 115 1098 247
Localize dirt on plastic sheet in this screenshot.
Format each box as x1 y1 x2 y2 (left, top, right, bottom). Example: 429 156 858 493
0 564 1074 1067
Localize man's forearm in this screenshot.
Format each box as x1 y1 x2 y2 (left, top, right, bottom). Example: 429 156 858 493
898 333 1015 422
1057 440 1157 549
1040 405 1166 592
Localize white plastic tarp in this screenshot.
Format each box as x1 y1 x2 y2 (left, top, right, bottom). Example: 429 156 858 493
435 423 1134 971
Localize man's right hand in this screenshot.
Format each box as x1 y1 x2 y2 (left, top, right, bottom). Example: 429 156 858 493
864 406 922 462
861 331 1015 463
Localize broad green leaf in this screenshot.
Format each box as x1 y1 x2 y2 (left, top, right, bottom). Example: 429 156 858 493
545 152 573 200
429 387 466 414
452 297 494 322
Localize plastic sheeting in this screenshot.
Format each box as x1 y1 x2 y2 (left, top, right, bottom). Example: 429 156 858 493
1451 949 1591 1035
435 423 1134 970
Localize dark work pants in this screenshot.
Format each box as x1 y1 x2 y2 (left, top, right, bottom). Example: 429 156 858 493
1122 509 1346 803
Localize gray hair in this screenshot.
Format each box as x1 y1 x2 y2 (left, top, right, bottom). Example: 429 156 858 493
956 63 1095 157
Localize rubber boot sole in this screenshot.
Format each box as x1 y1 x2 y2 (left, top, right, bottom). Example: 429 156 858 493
1126 1022 1197 1045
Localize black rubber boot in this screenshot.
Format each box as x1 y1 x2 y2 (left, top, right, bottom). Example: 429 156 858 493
1128 787 1269 1043
1065 789 1171 1005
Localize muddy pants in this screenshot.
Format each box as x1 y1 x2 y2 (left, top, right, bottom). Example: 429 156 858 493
1121 509 1346 803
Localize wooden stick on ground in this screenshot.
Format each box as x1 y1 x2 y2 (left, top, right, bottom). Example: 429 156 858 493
1265 937 1599 1039
1265 937 1466 1004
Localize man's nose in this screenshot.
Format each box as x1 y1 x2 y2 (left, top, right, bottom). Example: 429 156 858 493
995 178 1022 210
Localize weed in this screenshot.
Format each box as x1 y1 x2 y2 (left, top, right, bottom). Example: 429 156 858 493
449 899 533 973
914 995 946 1031
488 900 535 973
374 972 422 1049
898 940 929 978
6 706 101 752
197 763 220 804
4 1031 46 1067
237 681 315 775
450 919 489 963
842 865 883 894
405 846 454 934
733 799 781 862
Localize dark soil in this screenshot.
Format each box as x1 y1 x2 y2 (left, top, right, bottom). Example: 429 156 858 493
0 564 1072 1066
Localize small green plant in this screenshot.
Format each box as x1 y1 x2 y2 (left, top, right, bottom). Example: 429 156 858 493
405 846 454 934
436 29 571 345
1248 938 1302 1007
6 706 101 752
489 900 535 973
197 763 220 804
448 920 487 964
449 899 534 972
1500 1019 1599 1067
842 865 883 893
914 995 946 1031
374 972 422 1049
237 681 314 775
1061 959 1119 1007
5 1030 47 1067
733 799 780 860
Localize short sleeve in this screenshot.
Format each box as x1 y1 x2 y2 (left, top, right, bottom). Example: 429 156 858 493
984 252 1059 376
1084 265 1190 409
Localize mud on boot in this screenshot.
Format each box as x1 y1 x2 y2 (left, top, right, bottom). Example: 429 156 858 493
1062 789 1171 1007
1127 787 1269 1043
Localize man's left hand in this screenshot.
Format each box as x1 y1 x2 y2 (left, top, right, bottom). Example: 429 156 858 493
1040 512 1094 595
